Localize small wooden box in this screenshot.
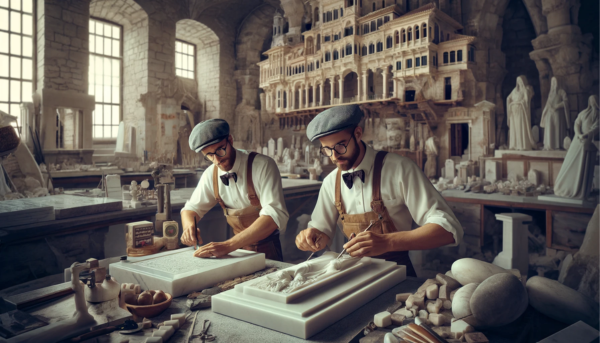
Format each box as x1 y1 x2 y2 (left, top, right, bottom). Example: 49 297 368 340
126 221 155 249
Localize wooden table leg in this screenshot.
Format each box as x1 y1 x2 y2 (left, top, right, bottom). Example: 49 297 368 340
546 210 552 248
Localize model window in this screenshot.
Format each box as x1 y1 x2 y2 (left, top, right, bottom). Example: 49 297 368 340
362 45 368 56
457 50 463 62
371 21 376 32
377 18 382 29
363 24 370 34
386 36 392 49
396 61 401 70
369 43 375 54
443 52 448 64
450 51 455 63
406 59 412 68
407 27 412 41
416 57 420 67
421 55 427 66
334 9 338 20
402 29 406 43
376 41 383 52
333 50 339 60
423 24 427 38
415 25 419 39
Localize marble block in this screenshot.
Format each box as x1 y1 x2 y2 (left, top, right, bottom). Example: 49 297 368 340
212 252 407 339
0 201 54 228
493 213 531 277
484 160 501 183
109 247 265 297
538 321 599 343
445 160 456 179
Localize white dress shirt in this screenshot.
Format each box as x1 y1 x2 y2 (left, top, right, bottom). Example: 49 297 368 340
307 144 463 246
182 149 289 231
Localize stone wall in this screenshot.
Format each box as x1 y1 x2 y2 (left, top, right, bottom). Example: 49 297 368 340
37 0 90 94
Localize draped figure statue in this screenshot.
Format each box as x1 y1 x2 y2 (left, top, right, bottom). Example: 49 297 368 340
507 76 536 150
540 77 570 150
424 136 438 179
554 95 599 200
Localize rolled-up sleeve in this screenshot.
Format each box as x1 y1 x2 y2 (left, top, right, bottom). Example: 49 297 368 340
255 157 289 232
181 166 218 219
399 159 463 247
306 174 339 241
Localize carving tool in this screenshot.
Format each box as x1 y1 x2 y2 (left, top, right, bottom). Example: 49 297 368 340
305 236 322 262
186 311 199 343
193 217 200 250
414 317 449 343
336 220 377 260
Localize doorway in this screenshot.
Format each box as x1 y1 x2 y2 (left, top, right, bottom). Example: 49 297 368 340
444 77 452 100
450 123 469 157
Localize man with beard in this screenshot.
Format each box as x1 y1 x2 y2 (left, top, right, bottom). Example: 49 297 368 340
295 105 462 276
181 119 289 261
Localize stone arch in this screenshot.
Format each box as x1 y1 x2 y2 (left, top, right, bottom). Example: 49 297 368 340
343 70 359 101
90 0 148 154
176 19 220 120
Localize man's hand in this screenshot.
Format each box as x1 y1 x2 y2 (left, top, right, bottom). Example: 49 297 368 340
181 226 202 246
343 231 391 258
194 241 234 258
181 210 202 246
295 228 330 252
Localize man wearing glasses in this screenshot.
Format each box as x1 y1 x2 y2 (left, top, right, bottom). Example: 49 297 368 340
295 105 463 276
180 119 289 261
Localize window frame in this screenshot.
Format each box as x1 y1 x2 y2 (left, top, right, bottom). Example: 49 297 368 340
175 39 196 79
0 0 36 135
89 17 124 140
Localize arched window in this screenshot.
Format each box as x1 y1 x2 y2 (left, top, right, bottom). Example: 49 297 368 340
325 52 331 61
415 25 419 39
346 44 353 55
370 21 376 32
394 31 399 45
382 0 385 7
407 27 412 41
384 16 389 23
386 36 392 49
314 8 319 22
362 45 368 56
422 23 427 38
363 24 370 34
443 52 448 64
333 50 339 60
340 8 343 16
376 41 383 52
434 23 439 43
402 29 406 43
317 60 320 68
457 50 463 62
450 51 455 63
369 43 375 54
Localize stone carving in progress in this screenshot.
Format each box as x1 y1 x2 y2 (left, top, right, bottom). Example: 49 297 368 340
507 76 536 150
540 77 570 150
253 255 362 293
424 137 438 179
553 95 599 199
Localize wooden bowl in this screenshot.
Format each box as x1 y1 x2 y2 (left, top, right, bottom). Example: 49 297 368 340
125 292 173 318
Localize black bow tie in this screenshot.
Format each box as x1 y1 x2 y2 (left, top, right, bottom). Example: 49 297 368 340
342 170 365 189
220 172 237 186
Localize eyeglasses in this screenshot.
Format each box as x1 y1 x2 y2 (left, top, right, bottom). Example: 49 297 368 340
320 134 355 157
203 140 228 162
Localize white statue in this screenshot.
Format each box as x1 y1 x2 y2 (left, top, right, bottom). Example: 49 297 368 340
293 148 301 161
268 138 275 156
253 255 362 293
313 158 323 176
540 77 570 150
130 180 141 201
282 148 291 163
424 137 438 179
277 137 284 157
507 75 536 150
553 95 599 200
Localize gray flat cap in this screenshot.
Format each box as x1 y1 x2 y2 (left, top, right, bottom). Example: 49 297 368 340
306 104 364 141
189 119 230 152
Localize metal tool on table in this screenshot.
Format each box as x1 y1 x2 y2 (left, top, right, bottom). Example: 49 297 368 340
336 220 377 260
194 217 200 250
186 312 199 343
70 320 138 342
414 317 449 343
187 317 215 343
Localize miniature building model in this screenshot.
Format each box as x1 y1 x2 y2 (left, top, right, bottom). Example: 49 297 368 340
258 2 492 165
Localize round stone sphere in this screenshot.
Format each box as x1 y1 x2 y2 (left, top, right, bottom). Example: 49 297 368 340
452 283 479 320
469 273 528 327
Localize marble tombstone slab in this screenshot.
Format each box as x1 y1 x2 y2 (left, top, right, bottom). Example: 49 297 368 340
212 252 407 339
109 247 265 297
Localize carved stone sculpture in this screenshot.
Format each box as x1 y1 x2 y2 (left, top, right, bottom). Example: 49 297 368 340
507 76 536 150
424 137 438 179
553 95 599 199
540 77 570 150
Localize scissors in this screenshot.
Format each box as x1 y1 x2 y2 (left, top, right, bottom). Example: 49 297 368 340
336 220 377 260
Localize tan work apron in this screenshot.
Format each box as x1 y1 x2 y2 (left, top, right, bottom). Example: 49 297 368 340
212 152 283 261
335 151 416 276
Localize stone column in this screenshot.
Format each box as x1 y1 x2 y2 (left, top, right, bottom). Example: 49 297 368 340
330 78 335 104
362 71 368 101
357 73 362 101
339 77 344 103
382 69 388 98
304 85 309 108
493 213 532 277
319 82 324 106
299 84 304 109
312 84 317 107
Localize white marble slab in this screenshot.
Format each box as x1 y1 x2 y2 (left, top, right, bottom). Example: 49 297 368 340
212 253 406 339
538 321 599 343
0 201 54 228
494 149 567 158
537 194 595 206
109 247 265 297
